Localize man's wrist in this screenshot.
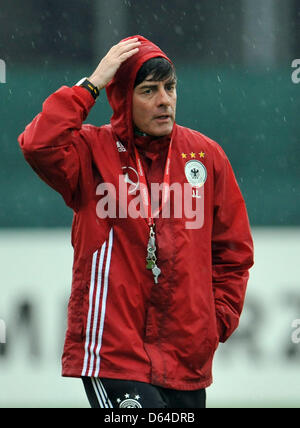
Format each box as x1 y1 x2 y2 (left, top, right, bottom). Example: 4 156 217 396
87 75 105 91
75 77 100 100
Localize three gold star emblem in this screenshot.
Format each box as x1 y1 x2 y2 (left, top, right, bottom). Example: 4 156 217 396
181 151 205 159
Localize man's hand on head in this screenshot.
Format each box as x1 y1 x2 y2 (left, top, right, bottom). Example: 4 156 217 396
88 38 141 91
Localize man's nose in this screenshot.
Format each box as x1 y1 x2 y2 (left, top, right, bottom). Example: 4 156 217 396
157 88 170 106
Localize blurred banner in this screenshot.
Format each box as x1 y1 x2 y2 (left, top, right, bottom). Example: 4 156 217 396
0 227 300 408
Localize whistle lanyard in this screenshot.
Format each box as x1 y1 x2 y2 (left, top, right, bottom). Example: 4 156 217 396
133 138 173 283
133 138 173 227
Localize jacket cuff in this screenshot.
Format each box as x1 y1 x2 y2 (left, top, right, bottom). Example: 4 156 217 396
72 85 96 111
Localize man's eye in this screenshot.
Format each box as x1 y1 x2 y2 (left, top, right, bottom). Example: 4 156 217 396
166 85 174 91
144 89 152 94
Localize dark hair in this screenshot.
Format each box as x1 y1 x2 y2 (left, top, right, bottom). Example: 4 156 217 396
134 57 176 88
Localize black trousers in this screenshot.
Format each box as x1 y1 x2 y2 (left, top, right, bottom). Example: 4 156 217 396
82 377 206 408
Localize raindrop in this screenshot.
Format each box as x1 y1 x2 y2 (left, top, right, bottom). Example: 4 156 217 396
174 25 183 36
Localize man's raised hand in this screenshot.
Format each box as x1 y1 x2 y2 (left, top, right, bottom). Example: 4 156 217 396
88 38 141 90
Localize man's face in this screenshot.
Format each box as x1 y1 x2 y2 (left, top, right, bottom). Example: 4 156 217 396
132 75 177 137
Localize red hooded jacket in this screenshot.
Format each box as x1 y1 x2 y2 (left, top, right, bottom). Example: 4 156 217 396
18 36 254 390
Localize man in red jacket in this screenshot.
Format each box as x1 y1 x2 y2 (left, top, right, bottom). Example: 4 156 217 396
18 36 254 408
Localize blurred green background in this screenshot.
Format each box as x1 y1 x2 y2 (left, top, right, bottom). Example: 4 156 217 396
1 65 300 227
1 0 299 228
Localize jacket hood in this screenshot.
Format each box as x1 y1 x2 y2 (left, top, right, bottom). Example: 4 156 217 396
105 35 173 146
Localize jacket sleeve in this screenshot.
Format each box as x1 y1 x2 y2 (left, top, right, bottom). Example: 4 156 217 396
18 85 95 209
212 148 254 343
